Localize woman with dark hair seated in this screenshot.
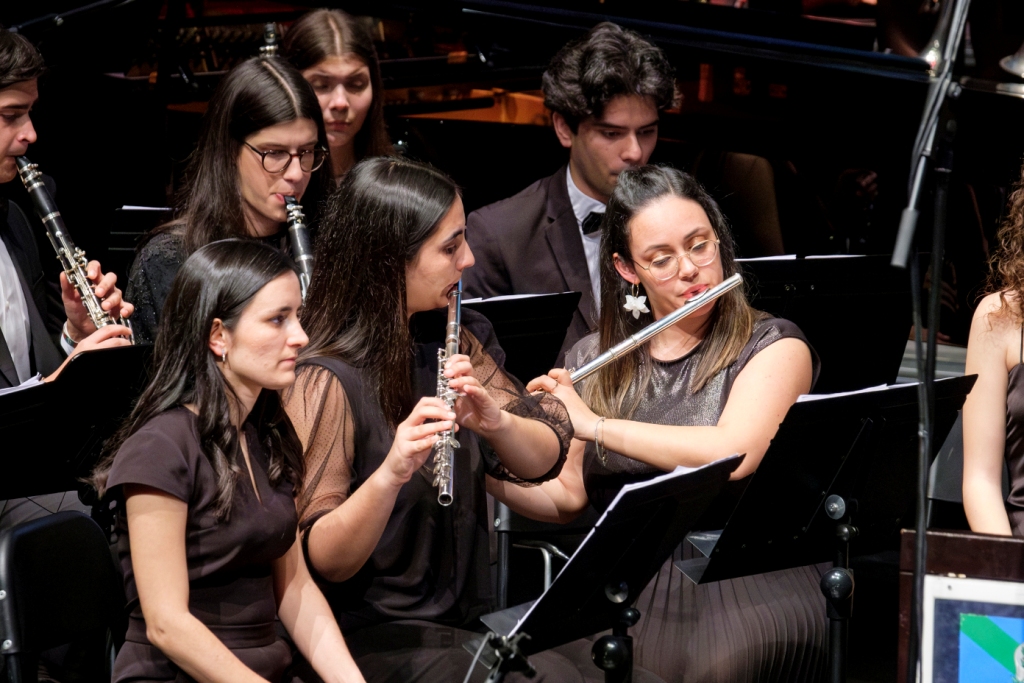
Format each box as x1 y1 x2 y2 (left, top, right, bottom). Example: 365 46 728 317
282 8 393 179
499 165 827 682
281 156 584 682
126 56 332 343
93 240 365 683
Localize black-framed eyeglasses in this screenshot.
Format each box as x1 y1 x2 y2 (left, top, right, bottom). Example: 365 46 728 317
243 142 327 173
634 239 720 281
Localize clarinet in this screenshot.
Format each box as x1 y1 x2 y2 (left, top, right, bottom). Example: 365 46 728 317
569 273 743 384
259 22 279 57
432 281 462 506
15 156 133 343
284 196 314 301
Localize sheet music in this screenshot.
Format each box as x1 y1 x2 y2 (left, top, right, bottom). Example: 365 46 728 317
507 457 737 635
796 384 893 402
0 374 43 397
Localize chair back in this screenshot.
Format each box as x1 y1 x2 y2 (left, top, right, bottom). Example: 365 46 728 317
0 511 124 659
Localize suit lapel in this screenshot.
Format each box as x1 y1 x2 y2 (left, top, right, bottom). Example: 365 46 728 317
544 168 598 329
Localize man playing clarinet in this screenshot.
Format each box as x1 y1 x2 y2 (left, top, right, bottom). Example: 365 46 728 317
0 26 133 528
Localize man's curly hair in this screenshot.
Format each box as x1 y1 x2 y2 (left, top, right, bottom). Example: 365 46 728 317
542 22 675 132
0 28 45 90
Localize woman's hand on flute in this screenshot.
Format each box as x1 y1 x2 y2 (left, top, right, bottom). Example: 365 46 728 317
381 397 455 489
445 354 505 435
527 369 601 441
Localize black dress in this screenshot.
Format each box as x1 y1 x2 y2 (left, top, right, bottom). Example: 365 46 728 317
106 408 299 682
283 309 583 682
125 228 291 344
566 316 828 683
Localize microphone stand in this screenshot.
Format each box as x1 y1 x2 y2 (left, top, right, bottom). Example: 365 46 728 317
896 11 965 679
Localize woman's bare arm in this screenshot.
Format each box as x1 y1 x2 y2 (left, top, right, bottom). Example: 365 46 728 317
530 338 812 482
273 538 365 683
963 293 1015 536
487 438 590 523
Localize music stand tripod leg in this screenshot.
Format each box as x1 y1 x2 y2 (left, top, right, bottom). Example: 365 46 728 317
592 607 641 683
820 506 857 683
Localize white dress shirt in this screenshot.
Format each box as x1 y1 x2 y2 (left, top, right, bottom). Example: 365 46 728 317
0 236 32 384
565 166 606 305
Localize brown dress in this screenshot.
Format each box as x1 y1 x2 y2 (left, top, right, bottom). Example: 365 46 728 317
1002 328 1024 536
283 309 581 682
106 408 299 682
566 316 829 683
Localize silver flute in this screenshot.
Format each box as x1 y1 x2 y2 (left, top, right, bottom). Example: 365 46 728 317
16 156 134 343
432 281 462 506
569 273 743 384
284 196 314 301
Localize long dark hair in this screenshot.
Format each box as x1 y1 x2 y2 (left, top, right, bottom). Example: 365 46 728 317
282 9 393 164
300 156 459 425
586 165 759 418
172 56 332 255
93 240 305 518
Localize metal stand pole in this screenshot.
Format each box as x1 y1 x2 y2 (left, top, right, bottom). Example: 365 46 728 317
821 495 858 683
591 607 640 683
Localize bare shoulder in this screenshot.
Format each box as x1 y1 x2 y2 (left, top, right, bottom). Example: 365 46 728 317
968 291 1021 373
972 291 1021 335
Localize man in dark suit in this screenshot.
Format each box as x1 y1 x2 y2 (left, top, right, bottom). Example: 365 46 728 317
0 27 133 528
0 28 131 388
464 23 675 356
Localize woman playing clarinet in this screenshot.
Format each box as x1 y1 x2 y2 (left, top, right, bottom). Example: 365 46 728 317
126 56 332 343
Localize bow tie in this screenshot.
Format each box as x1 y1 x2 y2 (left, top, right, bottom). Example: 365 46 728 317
581 211 605 235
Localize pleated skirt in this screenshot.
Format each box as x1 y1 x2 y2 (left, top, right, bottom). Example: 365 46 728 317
629 544 829 683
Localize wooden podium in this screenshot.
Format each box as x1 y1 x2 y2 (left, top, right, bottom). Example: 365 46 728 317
898 529 1024 683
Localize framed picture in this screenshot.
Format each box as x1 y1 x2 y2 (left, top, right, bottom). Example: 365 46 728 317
922 574 1024 683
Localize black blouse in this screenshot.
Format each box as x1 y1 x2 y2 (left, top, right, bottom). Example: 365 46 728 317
106 408 298 682
126 228 291 344
283 309 571 631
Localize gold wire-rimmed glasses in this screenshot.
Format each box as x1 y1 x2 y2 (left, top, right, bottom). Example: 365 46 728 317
633 239 720 281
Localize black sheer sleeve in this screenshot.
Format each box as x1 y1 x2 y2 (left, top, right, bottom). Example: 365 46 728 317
460 321 572 485
282 364 356 531
126 230 185 344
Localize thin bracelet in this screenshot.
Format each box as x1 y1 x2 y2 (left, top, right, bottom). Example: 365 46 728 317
61 322 79 349
595 416 607 466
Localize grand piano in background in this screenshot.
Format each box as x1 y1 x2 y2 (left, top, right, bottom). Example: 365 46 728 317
3 0 1023 342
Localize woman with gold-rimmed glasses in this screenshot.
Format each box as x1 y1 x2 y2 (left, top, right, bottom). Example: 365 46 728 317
127 56 332 343
496 165 829 682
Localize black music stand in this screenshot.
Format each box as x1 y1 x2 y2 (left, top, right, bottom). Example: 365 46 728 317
0 345 152 502
466 455 743 683
462 292 581 383
740 255 912 394
675 375 974 683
